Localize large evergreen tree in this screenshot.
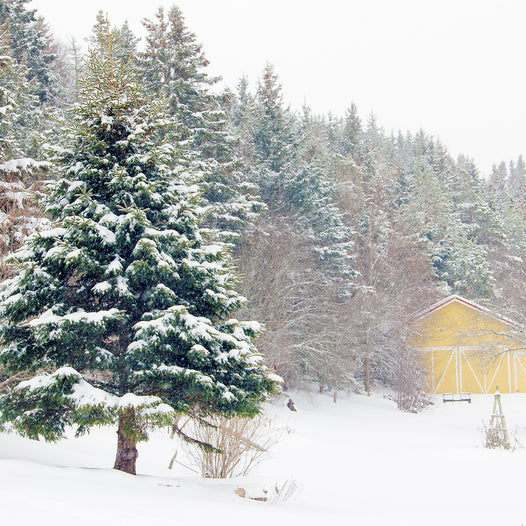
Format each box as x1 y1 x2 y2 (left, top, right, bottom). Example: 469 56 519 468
0 24 278 475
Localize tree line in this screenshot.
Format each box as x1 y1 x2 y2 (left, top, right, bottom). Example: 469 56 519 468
1 0 526 435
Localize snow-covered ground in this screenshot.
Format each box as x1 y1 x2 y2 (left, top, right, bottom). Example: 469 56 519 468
2 389 526 525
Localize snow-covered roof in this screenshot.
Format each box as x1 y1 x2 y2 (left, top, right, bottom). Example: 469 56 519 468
413 295 518 327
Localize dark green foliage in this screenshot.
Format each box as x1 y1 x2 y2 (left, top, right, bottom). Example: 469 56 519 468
0 368 113 440
0 25 279 445
2 0 526 404
138 6 263 244
0 0 56 104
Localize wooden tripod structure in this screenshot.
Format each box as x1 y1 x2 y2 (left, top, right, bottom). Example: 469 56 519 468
486 388 510 450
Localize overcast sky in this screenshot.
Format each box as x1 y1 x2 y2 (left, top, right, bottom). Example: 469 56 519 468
30 0 526 176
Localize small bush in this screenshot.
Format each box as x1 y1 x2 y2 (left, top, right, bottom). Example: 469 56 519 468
183 414 288 478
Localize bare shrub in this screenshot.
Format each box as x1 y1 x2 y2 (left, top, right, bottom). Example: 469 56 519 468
481 421 521 450
183 414 288 478
266 479 300 504
390 342 432 413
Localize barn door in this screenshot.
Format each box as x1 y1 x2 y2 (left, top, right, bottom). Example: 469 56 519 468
513 352 526 393
429 347 457 394
459 349 485 393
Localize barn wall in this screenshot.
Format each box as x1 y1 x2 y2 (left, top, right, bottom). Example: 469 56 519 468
411 299 524 394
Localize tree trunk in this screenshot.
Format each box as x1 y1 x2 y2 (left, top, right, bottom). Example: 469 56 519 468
364 354 371 396
113 414 138 475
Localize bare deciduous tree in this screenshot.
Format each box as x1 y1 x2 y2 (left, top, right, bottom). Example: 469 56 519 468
237 212 356 391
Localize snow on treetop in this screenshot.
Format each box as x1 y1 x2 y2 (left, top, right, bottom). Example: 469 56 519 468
100 212 120 225
45 244 69 260
240 320 262 332
214 344 253 365
144 227 189 244
182 257 223 272
70 376 118 407
221 391 236 401
116 276 131 296
223 319 263 339
154 283 174 295
93 222 116 244
191 344 210 356
100 115 114 129
153 364 214 386
0 291 22 306
64 249 82 262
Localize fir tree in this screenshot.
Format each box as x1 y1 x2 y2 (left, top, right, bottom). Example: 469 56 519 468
138 6 262 244
340 102 363 162
252 64 296 178
0 25 279 475
0 38 34 161
88 11 139 64
0 34 50 275
0 0 56 104
230 76 257 166
508 155 526 204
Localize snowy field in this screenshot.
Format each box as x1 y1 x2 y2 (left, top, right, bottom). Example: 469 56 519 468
2 389 526 526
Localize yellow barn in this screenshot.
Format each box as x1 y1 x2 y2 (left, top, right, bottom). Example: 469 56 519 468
412 295 526 394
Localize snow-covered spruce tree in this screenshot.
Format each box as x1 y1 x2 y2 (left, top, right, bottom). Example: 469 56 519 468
0 35 50 278
251 64 297 204
138 6 263 244
0 28 279 475
0 0 56 105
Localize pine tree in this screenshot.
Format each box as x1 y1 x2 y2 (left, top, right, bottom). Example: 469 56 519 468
138 6 262 244
430 156 496 298
0 38 34 161
230 76 256 166
0 33 50 277
340 102 363 162
0 0 56 104
0 25 279 475
508 155 526 204
252 64 296 180
287 108 354 278
88 11 139 64
236 104 356 389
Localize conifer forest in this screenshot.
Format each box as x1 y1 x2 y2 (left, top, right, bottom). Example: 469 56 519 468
1 0 526 475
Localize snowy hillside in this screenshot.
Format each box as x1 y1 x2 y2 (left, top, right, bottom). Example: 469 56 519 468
2 390 526 526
